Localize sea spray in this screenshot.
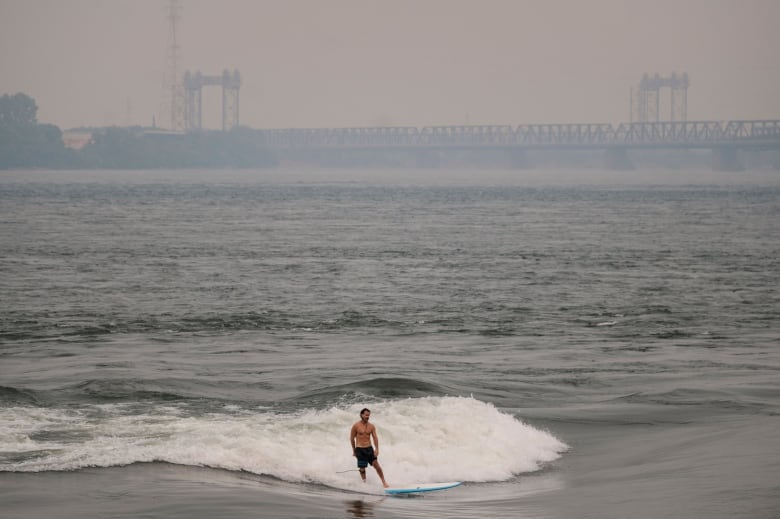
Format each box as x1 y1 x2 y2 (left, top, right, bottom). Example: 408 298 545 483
1 396 567 490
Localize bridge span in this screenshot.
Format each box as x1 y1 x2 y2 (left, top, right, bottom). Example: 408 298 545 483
257 119 780 170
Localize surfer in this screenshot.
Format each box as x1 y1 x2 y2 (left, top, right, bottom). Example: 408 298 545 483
349 408 389 488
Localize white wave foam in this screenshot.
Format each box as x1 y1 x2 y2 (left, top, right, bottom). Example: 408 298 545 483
595 321 618 327
0 397 567 489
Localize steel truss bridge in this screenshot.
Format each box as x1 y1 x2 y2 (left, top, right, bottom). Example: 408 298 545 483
258 120 780 151
254 119 779 170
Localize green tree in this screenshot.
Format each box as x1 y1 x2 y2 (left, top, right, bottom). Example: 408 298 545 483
0 92 74 169
0 92 38 126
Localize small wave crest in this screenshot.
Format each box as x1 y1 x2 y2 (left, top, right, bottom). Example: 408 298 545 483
69 379 191 403
293 377 449 404
615 387 779 414
0 385 41 406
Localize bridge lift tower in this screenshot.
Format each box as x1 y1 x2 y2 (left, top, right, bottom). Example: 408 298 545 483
183 69 241 131
634 72 689 123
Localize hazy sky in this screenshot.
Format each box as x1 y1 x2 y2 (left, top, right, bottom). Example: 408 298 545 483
1 0 778 130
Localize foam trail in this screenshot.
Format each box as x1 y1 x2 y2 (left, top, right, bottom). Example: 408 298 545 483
0 397 567 491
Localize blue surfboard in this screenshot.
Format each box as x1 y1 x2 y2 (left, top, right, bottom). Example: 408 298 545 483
384 481 462 495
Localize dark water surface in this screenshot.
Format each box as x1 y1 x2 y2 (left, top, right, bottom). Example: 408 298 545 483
1 168 779 518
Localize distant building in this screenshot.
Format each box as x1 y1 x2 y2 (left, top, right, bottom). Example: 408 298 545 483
62 131 92 150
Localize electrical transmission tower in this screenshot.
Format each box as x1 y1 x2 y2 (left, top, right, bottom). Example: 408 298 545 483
160 0 240 132
163 0 185 131
633 72 689 123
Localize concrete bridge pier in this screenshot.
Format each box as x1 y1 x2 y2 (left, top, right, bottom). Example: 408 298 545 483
604 147 634 170
712 146 744 171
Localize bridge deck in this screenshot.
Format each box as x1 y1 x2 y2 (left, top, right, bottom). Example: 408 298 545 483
257 120 780 150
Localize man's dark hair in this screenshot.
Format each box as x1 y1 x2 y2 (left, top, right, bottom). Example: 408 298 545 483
360 408 370 416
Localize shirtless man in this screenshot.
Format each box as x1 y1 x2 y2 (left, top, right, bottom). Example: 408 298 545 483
349 408 389 487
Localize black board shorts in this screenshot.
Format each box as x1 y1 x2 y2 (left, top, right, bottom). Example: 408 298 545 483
355 446 376 468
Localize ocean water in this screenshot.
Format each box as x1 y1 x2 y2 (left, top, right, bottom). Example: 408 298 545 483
1 167 779 519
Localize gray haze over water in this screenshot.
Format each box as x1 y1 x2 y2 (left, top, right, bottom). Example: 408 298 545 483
1 0 780 130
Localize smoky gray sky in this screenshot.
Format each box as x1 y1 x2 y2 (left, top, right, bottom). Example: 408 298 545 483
1 0 778 130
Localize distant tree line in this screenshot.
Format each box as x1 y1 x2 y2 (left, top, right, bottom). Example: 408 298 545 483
0 93 278 170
